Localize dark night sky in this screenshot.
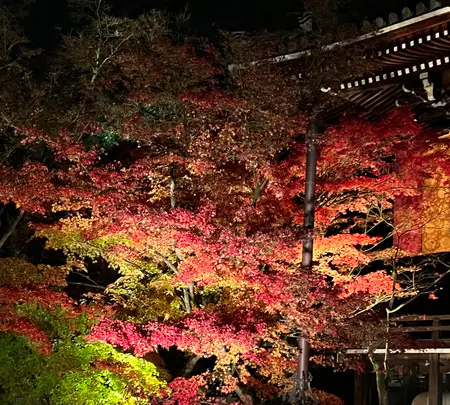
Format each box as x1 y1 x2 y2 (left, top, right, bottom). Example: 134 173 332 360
26 0 423 49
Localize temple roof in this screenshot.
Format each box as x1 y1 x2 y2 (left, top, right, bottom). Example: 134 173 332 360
323 2 450 125
333 4 450 126
228 1 450 127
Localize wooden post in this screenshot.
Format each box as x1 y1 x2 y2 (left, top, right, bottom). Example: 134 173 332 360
287 120 322 403
432 319 441 340
429 319 442 405
354 371 369 405
429 353 442 405
301 120 319 269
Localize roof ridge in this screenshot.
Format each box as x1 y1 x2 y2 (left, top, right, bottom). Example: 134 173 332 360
360 0 446 33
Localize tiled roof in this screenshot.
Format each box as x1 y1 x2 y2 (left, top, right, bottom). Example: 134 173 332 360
361 1 445 31
228 2 450 128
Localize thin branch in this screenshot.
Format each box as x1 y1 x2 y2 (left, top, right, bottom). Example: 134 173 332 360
170 163 177 209
154 251 178 274
67 281 106 290
98 34 133 71
0 210 23 250
388 268 450 315
72 271 100 285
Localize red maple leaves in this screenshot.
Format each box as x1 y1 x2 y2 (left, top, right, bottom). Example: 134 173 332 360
1 32 449 403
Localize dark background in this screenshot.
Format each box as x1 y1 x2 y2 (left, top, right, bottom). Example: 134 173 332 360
26 0 424 48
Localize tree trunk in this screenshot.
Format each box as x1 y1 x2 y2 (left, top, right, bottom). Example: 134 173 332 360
183 355 200 377
375 371 388 405
370 355 389 405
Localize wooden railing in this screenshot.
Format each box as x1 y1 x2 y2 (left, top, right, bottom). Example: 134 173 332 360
391 314 450 340
350 315 450 404
390 315 450 405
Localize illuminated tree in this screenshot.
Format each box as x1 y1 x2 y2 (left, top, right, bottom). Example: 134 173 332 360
1 2 450 404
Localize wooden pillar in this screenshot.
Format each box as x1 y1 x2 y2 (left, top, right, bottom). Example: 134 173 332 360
429 353 442 405
354 371 369 405
290 120 321 403
301 120 319 269
429 319 442 405
432 319 441 340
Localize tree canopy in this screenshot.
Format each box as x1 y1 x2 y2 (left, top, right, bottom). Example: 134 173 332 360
1 2 450 404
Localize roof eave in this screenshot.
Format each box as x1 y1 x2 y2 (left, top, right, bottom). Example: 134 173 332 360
228 6 450 72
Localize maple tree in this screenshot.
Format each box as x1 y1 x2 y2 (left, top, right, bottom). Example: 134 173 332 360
1 2 450 405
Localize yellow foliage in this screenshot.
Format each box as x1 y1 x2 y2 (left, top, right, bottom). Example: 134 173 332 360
0 257 68 288
109 274 184 323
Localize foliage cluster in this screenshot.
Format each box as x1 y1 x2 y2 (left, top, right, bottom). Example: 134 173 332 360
0 1 450 404
0 280 166 405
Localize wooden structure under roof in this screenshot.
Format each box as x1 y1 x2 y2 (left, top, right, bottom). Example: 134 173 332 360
231 1 450 255
347 315 450 405
229 3 450 403
334 2 450 125
228 1 450 126
334 1 450 256
321 5 450 404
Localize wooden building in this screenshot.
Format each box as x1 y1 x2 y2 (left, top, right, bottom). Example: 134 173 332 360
229 2 450 404
316 3 450 404
230 1 450 256
347 315 450 405
329 1 450 257
315 4 450 403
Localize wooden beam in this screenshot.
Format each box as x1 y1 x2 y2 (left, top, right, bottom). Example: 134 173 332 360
392 314 450 322
393 325 450 333
418 339 450 344
347 348 450 354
